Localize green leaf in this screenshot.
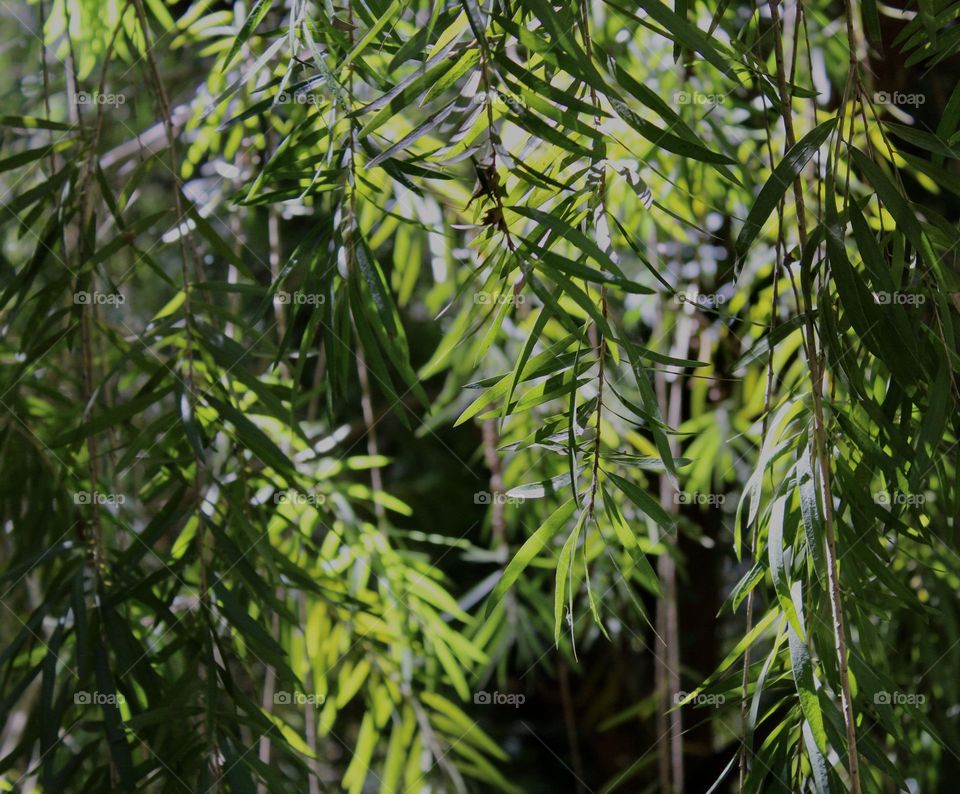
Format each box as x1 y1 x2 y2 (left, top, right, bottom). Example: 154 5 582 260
796 452 825 573
614 0 740 78
736 118 838 264
609 97 735 165
205 395 297 475
849 146 938 268
767 494 804 638
223 0 274 70
606 471 675 532
788 602 828 756
554 508 588 645
489 498 577 606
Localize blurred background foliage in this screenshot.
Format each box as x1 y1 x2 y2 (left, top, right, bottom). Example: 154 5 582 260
0 0 959 791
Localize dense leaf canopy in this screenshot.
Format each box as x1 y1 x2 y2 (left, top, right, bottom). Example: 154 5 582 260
1 0 958 791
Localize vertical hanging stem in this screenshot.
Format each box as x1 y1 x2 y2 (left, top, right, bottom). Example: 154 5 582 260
339 0 386 530
257 609 281 794
267 201 287 338
655 601 670 793
738 221 784 790
67 57 106 578
586 290 607 520
655 336 685 794
481 420 506 544
739 30 789 786
579 0 608 523
259 122 290 787
131 0 216 778
354 332 387 528
766 1 861 789
558 661 586 792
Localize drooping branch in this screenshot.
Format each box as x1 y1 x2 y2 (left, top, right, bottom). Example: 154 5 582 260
765 1 861 790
